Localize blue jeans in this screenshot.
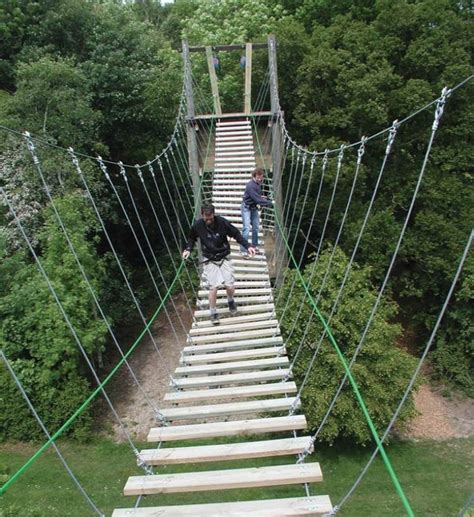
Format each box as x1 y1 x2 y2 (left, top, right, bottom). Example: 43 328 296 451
240 203 260 252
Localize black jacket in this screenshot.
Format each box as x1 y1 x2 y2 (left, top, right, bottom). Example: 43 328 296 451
242 179 273 209
185 215 250 262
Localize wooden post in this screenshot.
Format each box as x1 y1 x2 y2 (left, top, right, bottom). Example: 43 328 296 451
267 34 286 286
244 42 252 114
182 40 201 222
205 46 222 115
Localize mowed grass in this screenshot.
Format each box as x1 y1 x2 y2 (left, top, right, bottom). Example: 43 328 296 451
0 435 472 516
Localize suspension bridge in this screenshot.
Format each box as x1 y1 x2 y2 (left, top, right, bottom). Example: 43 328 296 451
0 35 472 516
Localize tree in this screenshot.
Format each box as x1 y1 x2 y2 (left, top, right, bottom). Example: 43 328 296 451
81 3 181 163
1 56 101 150
181 0 285 112
278 246 418 444
0 192 108 440
278 0 473 391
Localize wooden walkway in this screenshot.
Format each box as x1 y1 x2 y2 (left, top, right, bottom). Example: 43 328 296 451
113 118 332 516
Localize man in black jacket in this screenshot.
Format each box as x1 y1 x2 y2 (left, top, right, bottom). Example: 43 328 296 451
240 168 273 256
183 205 256 325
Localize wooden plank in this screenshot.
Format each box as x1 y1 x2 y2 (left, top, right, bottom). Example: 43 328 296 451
232 272 270 280
194 301 273 316
123 463 323 495
215 130 252 137
170 368 290 389
160 396 299 420
113 495 332 516
194 111 272 120
214 150 255 156
197 295 273 308
199 281 270 289
148 414 305 442
232 261 268 269
213 179 251 184
138 436 311 465
186 327 279 344
215 142 253 148
214 156 255 162
189 318 277 336
205 46 222 115
182 336 283 354
181 346 285 365
192 312 274 328
197 288 272 297
244 42 252 114
174 356 288 376
212 198 246 204
228 251 267 259
189 43 269 52
164 381 296 403
216 131 252 138
216 123 251 128
213 184 248 189
214 143 253 149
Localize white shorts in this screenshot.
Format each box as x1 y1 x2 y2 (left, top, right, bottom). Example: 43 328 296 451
203 259 235 289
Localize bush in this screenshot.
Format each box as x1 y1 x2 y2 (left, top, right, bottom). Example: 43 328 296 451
278 246 418 444
432 252 474 396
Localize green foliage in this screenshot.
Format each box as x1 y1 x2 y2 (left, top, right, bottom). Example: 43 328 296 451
432 253 474 396
182 0 284 45
1 56 101 150
181 0 285 111
279 0 473 391
278 247 418 444
0 193 108 441
80 4 180 162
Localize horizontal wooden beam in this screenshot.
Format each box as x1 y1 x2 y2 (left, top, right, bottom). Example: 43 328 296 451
189 43 268 53
192 110 272 120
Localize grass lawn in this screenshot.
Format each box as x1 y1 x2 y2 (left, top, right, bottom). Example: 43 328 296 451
0 435 472 516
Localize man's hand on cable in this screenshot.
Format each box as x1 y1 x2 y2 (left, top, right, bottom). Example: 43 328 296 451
247 246 256 257
182 250 190 260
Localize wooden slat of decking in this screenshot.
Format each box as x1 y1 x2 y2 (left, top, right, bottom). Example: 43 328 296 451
123 463 323 495
113 495 332 516
163 381 296 403
138 436 312 465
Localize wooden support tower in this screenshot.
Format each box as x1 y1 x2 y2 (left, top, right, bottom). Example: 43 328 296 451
244 42 252 114
205 46 222 115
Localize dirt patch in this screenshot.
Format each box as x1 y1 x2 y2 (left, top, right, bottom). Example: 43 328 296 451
103 294 192 441
399 384 474 440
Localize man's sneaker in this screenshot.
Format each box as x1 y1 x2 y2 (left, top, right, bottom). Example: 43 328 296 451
228 300 238 315
210 312 220 325
240 251 249 258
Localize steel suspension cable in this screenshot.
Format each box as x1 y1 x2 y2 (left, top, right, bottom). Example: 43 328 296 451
75 156 176 385
0 351 105 516
310 88 451 447
334 229 473 514
282 145 345 346
272 202 415 516
274 154 317 317
0 186 165 494
135 163 196 317
287 124 397 380
23 135 160 415
117 162 189 336
274 149 307 296
100 159 183 354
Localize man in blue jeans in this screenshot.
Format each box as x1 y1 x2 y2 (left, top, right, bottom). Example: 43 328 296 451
240 168 273 257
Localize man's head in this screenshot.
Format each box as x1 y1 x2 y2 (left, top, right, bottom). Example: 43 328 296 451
201 204 215 226
252 167 264 185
